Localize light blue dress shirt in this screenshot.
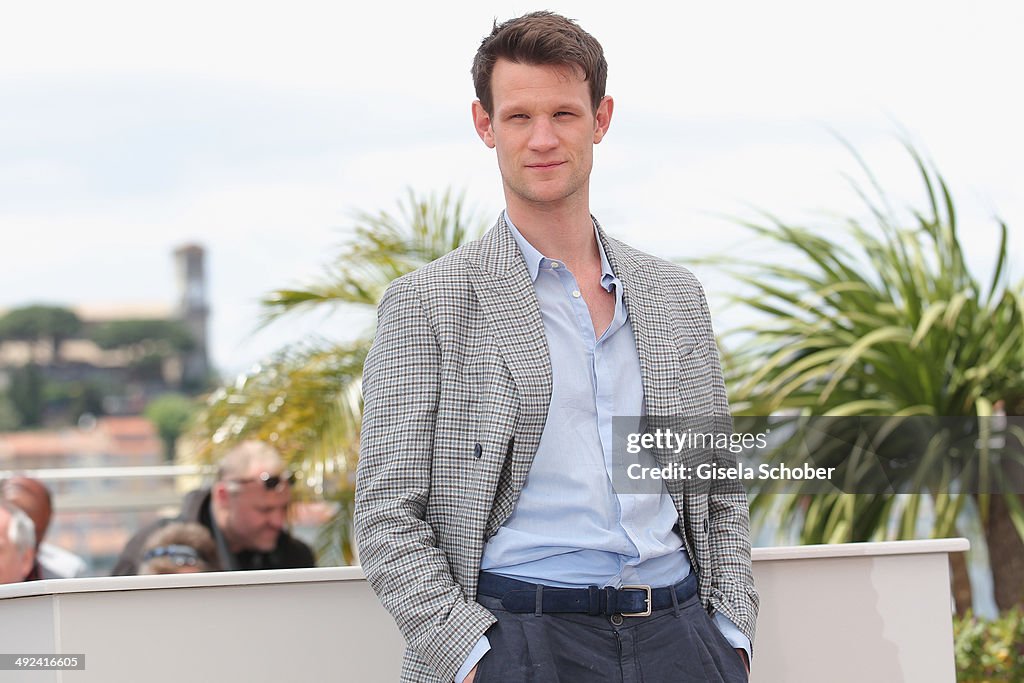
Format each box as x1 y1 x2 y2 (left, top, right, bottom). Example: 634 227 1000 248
456 213 749 682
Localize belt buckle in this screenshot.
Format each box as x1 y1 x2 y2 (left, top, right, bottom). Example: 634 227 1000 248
619 585 652 617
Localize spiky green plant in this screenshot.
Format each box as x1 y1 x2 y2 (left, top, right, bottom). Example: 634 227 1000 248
707 144 1024 607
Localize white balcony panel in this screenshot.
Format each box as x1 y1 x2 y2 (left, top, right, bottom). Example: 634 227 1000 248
0 539 968 683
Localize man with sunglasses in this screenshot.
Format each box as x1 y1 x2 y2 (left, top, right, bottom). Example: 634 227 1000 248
112 440 314 575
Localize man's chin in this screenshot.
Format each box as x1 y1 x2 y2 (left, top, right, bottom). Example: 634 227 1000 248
508 180 581 207
250 537 279 553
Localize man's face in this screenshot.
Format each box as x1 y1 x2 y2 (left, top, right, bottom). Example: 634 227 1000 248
0 508 34 584
472 59 613 211
216 466 292 553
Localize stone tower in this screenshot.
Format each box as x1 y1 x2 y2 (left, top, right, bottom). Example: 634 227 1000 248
173 244 210 389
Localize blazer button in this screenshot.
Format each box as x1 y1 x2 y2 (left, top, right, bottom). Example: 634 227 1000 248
703 518 710 533
474 443 483 459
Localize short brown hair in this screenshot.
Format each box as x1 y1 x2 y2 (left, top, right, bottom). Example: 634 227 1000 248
472 11 608 114
139 522 220 574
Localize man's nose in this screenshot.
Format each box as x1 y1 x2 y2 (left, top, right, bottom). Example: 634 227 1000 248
528 117 558 151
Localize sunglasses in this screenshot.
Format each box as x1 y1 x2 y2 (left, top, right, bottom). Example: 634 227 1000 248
228 470 297 491
142 544 202 567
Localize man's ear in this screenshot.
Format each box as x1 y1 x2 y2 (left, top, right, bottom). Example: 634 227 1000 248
472 100 496 148
212 482 231 507
593 95 614 144
19 547 35 581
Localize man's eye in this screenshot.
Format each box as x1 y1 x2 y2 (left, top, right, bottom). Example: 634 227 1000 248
510 114 528 119
555 111 574 117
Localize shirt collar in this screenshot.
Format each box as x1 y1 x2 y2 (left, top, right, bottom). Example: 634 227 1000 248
504 209 618 291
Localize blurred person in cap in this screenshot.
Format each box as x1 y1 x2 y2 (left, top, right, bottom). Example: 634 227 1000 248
112 440 315 575
138 522 220 575
0 476 87 580
0 500 35 584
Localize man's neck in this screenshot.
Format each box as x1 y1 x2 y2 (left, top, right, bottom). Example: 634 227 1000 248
505 195 600 272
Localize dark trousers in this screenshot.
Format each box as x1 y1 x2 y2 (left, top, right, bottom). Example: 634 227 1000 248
473 587 748 683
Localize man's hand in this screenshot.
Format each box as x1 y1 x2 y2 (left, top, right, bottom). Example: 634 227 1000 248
736 648 750 674
463 665 478 683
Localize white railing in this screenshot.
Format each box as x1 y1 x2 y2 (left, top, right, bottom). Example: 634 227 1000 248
0 539 968 683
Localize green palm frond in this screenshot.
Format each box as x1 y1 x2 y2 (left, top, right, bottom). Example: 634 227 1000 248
184 189 487 562
699 145 1024 550
260 188 485 322
186 339 367 481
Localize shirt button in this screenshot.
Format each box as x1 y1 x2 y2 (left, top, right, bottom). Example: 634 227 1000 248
572 290 581 298
551 262 560 269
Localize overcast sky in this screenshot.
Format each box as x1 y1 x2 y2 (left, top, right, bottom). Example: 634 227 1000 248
2 1 1021 376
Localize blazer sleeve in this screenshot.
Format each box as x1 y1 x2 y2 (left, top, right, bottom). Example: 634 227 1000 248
354 277 496 681
699 282 760 648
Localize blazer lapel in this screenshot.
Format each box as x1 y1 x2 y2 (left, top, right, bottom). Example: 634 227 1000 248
600 225 707 564
597 226 682 419
466 216 553 488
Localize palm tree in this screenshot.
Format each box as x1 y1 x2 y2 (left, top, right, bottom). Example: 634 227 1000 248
184 189 487 563
707 143 1024 611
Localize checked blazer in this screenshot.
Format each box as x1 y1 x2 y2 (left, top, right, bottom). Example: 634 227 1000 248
355 214 759 683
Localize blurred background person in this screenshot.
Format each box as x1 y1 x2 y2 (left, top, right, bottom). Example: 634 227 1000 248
1 476 87 580
112 440 314 574
138 522 220 575
0 500 35 584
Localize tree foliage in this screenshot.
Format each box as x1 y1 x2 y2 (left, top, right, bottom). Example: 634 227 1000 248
89 319 195 355
145 393 199 461
0 392 22 431
0 305 81 361
7 363 45 427
0 304 81 341
955 609 1024 681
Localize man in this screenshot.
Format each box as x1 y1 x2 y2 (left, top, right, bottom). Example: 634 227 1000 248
112 440 314 575
355 12 757 683
1 476 88 579
0 500 35 584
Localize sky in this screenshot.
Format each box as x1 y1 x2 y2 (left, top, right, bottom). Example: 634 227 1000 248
2 0 1021 377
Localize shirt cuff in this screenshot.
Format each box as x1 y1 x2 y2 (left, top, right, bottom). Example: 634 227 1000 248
713 612 752 664
455 635 491 683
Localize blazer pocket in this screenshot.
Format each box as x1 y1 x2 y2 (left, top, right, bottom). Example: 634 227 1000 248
676 339 715 414
676 331 708 360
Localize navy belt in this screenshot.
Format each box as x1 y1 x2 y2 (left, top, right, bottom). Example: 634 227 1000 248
477 571 697 617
